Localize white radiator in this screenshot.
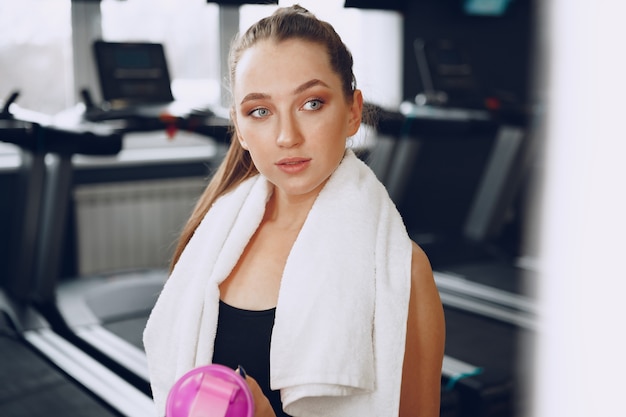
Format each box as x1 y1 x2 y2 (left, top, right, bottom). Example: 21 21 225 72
73 177 207 276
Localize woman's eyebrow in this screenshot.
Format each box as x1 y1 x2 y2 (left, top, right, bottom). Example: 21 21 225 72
293 79 330 95
240 79 330 105
240 92 269 105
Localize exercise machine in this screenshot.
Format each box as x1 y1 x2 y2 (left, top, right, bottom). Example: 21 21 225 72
0 96 154 416
13 94 230 393
368 101 535 416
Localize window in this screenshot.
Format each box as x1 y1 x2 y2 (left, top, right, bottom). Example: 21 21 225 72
1 0 400 118
101 0 222 105
0 0 73 115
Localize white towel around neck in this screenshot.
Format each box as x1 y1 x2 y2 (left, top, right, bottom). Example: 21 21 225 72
143 149 412 417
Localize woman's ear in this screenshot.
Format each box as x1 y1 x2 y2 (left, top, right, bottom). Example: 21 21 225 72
347 89 364 137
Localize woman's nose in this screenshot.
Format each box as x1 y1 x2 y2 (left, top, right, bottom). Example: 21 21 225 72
276 113 303 148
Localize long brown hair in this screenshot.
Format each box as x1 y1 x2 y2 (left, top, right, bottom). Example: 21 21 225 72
169 5 357 270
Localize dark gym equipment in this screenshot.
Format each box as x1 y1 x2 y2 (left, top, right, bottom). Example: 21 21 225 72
367 101 535 417
0 97 154 416
16 91 230 394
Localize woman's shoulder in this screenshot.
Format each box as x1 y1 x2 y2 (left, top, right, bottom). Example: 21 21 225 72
401 242 445 417
408 240 442 307
410 240 433 283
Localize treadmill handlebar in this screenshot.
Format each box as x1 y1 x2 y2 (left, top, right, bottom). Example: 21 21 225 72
1 102 123 156
39 124 123 156
1 90 20 117
363 101 528 138
0 119 37 149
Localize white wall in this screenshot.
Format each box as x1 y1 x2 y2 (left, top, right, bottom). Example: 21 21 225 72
531 1 626 415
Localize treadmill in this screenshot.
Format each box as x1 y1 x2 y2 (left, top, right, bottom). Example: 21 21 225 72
370 102 536 416
11 40 231 390
0 100 154 416
10 93 229 393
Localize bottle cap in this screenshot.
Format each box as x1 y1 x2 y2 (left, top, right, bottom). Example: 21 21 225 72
166 364 254 417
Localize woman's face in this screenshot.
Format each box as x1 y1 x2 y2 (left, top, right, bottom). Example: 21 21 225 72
232 38 362 203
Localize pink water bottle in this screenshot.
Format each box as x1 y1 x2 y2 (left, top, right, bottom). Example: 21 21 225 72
166 364 254 417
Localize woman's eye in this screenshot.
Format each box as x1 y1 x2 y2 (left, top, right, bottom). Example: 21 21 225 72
250 108 270 118
302 99 324 111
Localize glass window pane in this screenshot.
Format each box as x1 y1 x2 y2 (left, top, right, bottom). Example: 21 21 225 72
101 0 221 105
0 0 72 115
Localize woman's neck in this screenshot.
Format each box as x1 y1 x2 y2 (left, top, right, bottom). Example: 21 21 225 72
264 187 318 231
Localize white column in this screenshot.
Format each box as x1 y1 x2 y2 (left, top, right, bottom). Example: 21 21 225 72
71 1 102 104
219 5 240 107
531 1 626 416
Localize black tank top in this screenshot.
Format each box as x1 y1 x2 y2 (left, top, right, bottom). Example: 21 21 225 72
212 300 291 417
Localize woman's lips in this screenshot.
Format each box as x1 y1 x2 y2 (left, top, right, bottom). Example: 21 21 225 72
276 157 311 173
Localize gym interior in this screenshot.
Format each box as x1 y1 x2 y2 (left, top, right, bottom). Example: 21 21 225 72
1 1 624 416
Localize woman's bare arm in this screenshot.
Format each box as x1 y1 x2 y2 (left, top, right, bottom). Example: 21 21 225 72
399 241 446 417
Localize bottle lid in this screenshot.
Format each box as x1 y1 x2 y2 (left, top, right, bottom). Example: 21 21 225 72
166 364 254 417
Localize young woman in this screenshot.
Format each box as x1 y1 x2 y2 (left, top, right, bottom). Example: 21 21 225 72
144 5 445 417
